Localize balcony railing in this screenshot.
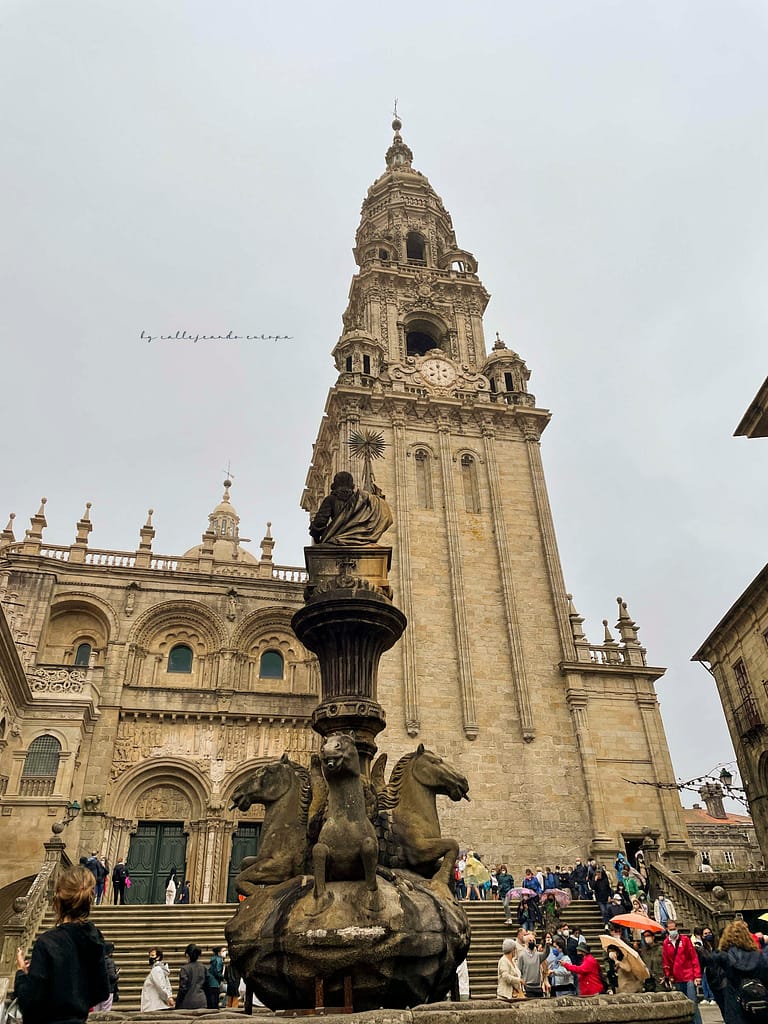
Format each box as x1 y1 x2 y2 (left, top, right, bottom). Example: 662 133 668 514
19 778 56 797
734 696 764 738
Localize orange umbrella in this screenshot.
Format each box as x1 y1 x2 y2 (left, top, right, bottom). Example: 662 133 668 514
608 912 664 933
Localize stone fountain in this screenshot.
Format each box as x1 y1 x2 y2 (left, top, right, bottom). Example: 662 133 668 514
225 451 470 1012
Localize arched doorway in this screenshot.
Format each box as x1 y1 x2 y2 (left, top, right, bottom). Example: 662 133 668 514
126 785 190 904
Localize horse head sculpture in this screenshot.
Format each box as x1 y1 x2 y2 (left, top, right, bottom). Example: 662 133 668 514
374 743 469 889
232 753 312 895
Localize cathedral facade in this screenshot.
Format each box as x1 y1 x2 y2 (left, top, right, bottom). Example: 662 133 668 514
0 122 693 903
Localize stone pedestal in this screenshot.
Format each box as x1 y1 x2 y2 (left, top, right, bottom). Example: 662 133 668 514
226 871 470 1012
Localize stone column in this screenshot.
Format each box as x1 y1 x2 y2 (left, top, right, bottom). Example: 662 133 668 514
520 417 576 661
436 420 478 739
481 424 535 741
390 408 420 736
636 693 695 869
565 677 614 852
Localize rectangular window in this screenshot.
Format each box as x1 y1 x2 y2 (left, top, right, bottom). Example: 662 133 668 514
724 850 736 867
363 355 371 375
734 659 752 700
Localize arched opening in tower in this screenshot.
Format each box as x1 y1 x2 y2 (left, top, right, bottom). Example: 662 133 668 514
406 232 426 264
406 331 438 357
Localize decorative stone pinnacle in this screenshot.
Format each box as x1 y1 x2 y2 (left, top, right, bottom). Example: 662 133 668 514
145 509 154 527
493 331 507 350
385 114 413 172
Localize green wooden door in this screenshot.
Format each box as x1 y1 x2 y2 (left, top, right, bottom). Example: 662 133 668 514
127 822 187 904
226 823 261 902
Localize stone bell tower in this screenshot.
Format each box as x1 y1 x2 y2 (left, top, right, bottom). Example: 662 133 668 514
303 118 693 869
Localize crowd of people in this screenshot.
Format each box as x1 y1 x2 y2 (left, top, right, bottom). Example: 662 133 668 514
140 942 244 1010
10 853 768 1023
78 853 191 907
485 849 768 1024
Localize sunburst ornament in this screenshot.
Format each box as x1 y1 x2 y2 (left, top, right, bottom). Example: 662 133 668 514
349 429 387 492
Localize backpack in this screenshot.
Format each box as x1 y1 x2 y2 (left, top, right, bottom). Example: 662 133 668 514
735 977 768 1021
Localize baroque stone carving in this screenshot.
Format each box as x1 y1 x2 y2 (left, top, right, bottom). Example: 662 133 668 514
134 784 192 820
29 668 86 693
390 351 489 396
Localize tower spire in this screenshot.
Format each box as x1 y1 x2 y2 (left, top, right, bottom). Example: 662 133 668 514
385 109 413 171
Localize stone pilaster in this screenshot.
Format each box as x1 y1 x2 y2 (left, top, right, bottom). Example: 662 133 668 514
520 417 576 660
436 421 477 739
481 424 535 741
390 409 420 736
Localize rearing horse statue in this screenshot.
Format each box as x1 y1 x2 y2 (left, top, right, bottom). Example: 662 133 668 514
310 733 381 913
230 754 312 895
373 743 469 890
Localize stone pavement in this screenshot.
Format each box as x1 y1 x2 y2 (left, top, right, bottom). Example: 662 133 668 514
700 1001 724 1024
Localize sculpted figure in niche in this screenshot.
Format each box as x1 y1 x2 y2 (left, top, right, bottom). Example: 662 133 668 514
309 472 392 546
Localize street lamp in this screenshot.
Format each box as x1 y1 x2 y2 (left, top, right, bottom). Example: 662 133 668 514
51 800 81 835
720 768 734 788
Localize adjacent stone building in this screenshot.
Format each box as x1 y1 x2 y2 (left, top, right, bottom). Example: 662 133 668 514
692 380 768 863
0 122 694 904
684 784 762 871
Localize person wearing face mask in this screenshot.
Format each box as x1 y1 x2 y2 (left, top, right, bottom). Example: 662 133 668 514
556 925 581 966
516 932 550 997
547 938 575 996
662 922 702 1024
699 927 722 1006
639 930 664 991
141 948 174 1011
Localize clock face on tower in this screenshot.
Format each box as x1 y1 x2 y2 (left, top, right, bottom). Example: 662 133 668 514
421 357 457 387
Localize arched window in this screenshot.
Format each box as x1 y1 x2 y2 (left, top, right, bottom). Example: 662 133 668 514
74 642 92 667
461 454 481 513
259 650 284 679
406 231 426 264
407 330 438 357
0 717 6 741
414 450 433 509
167 644 193 674
22 735 61 779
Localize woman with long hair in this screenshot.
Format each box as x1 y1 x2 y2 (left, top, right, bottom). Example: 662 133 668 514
14 865 109 1023
699 919 768 1023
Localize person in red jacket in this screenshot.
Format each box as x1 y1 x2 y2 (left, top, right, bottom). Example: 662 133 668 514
562 944 604 996
662 921 702 1024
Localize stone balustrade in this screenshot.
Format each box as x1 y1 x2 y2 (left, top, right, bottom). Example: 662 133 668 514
0 838 63 1000
648 860 735 934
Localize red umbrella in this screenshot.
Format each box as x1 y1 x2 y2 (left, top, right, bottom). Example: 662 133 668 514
608 912 664 933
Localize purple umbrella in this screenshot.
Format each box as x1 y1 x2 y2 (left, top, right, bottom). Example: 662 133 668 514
508 887 540 900
542 887 572 908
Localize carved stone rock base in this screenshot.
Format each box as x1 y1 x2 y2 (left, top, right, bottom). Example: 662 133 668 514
225 870 470 1012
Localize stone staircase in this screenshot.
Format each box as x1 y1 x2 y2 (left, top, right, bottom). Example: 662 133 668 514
36 902 236 1011
32 898 607 1009
463 898 607 998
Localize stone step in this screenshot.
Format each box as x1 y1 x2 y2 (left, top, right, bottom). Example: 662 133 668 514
31 898 609 1008
35 904 237 1011
460 899 607 998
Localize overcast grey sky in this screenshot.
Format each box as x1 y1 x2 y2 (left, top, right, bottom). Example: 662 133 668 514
2 0 765 806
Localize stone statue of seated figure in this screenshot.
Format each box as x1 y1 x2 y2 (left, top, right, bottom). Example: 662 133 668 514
309 471 393 546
